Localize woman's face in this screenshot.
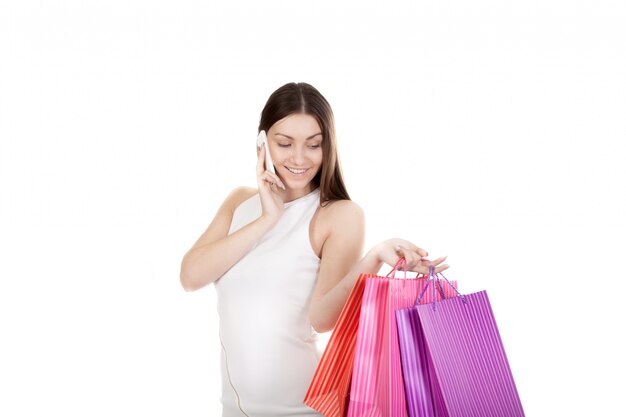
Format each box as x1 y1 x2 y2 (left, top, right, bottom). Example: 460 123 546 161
266 113 323 193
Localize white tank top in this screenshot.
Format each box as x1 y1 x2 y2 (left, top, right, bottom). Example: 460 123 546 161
214 187 323 417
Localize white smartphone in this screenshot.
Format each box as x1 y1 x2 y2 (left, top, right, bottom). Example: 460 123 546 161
256 130 275 174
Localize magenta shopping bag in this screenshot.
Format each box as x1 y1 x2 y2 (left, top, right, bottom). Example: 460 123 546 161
396 269 525 417
395 282 449 417
347 259 457 417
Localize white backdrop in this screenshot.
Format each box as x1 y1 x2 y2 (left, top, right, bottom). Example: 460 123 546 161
1 0 624 416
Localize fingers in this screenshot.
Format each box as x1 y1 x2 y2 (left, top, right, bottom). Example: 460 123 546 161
410 256 450 275
265 171 286 190
257 145 286 190
395 240 428 258
422 256 449 274
387 244 450 277
427 256 448 267
412 245 428 258
395 245 420 270
259 171 286 190
256 143 266 176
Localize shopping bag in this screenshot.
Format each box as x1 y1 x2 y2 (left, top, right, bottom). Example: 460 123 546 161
303 273 370 417
396 269 525 417
395 276 452 417
347 260 457 417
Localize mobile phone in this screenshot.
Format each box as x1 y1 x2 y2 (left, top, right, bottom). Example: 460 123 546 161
256 130 276 174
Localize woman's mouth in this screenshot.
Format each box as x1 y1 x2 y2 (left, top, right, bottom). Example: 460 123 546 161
285 167 309 176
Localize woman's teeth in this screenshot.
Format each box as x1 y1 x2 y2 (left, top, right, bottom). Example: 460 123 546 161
286 167 308 175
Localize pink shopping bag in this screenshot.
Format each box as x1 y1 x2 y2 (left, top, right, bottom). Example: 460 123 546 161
347 259 457 417
396 268 525 417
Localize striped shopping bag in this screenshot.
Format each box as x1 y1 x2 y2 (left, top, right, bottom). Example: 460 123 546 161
346 261 457 417
396 269 525 417
303 273 369 417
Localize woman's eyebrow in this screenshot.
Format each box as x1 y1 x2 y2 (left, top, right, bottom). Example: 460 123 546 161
275 132 322 140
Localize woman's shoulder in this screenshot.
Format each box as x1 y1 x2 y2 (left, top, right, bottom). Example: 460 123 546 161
319 198 365 227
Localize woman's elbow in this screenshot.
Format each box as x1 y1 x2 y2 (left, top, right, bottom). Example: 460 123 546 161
311 322 331 334
180 265 218 291
180 271 197 292
310 314 335 334
179 264 206 292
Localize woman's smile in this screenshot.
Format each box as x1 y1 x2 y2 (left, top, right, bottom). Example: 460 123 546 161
285 166 309 176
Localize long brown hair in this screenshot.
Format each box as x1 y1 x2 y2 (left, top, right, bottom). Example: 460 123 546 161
258 82 350 206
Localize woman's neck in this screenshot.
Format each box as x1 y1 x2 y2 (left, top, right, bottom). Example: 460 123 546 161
281 184 317 203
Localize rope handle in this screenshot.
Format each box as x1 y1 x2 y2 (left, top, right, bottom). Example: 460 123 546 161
415 266 467 310
386 257 407 279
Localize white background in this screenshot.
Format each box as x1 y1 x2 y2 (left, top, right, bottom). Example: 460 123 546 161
1 0 624 416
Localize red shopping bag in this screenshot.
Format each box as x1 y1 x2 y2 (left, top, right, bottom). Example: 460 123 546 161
396 269 525 417
303 273 369 417
347 260 457 417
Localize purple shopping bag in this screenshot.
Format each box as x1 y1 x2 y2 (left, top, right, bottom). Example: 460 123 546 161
396 269 525 417
395 282 450 417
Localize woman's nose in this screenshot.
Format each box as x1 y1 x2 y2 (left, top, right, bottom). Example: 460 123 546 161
290 147 305 165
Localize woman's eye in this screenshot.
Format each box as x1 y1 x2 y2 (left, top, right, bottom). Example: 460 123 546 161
276 143 320 148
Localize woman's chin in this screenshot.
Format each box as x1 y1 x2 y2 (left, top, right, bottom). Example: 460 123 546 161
282 181 313 193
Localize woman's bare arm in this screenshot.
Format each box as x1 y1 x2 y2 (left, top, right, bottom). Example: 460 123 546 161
180 187 276 291
308 200 373 333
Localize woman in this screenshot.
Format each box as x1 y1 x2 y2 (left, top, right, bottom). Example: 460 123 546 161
180 82 448 417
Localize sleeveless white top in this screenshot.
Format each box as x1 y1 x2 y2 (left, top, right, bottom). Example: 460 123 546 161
214 187 323 417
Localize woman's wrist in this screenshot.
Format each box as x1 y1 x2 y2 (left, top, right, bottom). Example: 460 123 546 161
258 214 279 229
364 244 384 273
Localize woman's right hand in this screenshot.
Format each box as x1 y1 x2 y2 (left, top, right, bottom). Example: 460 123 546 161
256 142 286 224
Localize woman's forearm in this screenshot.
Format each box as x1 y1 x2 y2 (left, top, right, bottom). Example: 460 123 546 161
311 247 383 333
180 216 276 291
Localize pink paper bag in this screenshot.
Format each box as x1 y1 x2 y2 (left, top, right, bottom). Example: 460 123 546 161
347 260 457 417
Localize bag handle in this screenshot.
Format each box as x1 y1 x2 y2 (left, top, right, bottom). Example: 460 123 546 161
386 257 407 279
438 271 466 302
415 266 467 310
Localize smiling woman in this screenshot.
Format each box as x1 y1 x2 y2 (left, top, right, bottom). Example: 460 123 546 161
263 113 324 200
179 82 448 417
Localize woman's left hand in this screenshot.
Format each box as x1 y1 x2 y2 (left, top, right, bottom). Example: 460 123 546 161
372 238 449 275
